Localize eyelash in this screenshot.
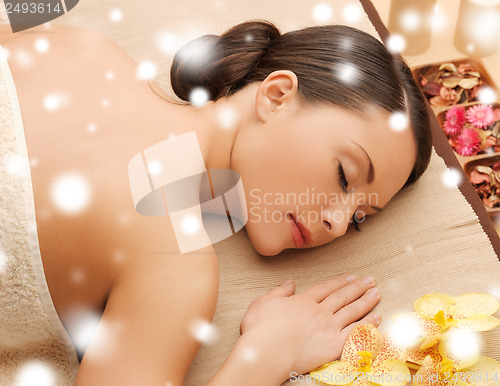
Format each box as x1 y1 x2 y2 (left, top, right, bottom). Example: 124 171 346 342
337 162 349 194
352 211 364 232
337 162 364 232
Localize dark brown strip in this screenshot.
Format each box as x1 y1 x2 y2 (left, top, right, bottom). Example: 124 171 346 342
359 0 390 42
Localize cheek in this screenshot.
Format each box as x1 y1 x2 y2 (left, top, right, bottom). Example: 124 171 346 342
237 174 295 256
250 149 328 194
241 196 291 256
234 142 335 220
244 220 284 256
229 125 337 255
232 118 332 192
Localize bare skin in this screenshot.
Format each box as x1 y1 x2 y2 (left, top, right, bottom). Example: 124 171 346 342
1 25 221 384
0 24 415 385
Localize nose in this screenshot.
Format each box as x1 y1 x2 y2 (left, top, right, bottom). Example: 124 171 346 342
321 205 351 239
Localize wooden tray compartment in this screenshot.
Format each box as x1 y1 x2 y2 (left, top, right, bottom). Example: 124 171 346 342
463 155 500 215
412 58 498 116
436 102 500 215
435 102 500 168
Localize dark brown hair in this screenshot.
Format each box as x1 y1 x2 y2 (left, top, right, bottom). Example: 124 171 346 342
170 20 432 189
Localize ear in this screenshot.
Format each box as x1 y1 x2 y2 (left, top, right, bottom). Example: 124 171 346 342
255 70 299 122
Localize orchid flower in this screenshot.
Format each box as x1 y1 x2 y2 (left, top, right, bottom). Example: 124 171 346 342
413 348 500 386
309 324 409 386
394 293 499 369
414 293 500 333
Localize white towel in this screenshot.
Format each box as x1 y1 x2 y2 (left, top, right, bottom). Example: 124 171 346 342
0 43 79 385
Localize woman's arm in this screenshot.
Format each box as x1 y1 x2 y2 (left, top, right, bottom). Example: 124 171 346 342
73 242 220 386
74 241 379 386
208 275 381 386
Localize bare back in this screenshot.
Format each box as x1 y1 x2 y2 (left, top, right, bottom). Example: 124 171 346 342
2 26 219 382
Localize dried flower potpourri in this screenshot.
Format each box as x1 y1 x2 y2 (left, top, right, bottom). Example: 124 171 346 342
469 160 500 208
440 104 500 157
418 63 485 108
413 59 500 213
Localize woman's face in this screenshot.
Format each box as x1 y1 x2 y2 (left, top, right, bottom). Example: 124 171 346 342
230 71 417 256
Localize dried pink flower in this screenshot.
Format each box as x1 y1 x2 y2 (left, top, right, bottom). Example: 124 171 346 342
470 170 490 185
495 108 500 122
477 183 492 197
455 128 481 156
457 63 476 73
466 104 495 129
484 197 495 208
440 87 458 102
430 87 461 107
469 85 481 101
485 135 497 149
443 106 466 136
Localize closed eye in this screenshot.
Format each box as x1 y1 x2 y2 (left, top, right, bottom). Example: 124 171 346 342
352 211 365 232
337 161 348 194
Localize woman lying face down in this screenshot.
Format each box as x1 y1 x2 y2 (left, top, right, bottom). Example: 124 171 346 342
0 18 433 386
169 21 432 256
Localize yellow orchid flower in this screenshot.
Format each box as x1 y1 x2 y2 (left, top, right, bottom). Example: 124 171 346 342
390 312 443 351
438 328 481 373
414 293 500 333
406 293 499 370
413 352 500 386
407 342 442 370
309 324 410 386
405 325 478 370
412 326 499 386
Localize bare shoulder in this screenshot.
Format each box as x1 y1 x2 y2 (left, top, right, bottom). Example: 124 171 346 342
1 24 102 43
2 22 138 94
0 23 130 65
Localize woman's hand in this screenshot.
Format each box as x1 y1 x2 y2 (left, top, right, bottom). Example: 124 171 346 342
238 274 381 382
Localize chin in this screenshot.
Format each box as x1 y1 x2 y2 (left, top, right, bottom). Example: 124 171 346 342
245 228 284 257
255 245 282 257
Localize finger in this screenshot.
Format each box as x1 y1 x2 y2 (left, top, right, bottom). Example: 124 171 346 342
333 287 381 326
264 279 296 298
302 273 356 303
320 276 376 312
340 311 382 339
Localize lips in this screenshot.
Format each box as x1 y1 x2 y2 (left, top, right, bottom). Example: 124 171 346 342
288 213 313 248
